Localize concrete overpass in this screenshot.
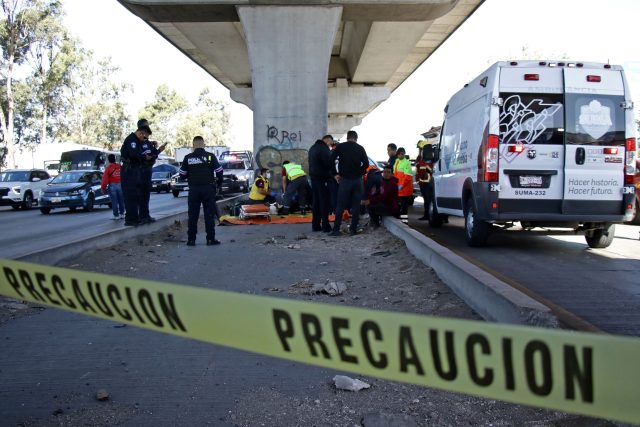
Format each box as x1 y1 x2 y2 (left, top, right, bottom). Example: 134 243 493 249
118 0 483 175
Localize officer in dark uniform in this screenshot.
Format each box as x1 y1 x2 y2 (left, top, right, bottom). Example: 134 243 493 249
179 135 223 246
137 119 167 224
120 121 153 226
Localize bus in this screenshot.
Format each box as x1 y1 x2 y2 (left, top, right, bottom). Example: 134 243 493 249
59 149 120 172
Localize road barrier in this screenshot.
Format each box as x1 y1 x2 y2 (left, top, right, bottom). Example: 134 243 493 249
0 258 638 424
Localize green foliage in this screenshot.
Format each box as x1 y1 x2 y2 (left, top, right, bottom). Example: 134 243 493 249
62 57 132 149
138 84 187 149
174 87 231 151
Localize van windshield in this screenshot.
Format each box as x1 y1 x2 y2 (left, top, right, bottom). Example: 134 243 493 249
565 94 626 146
499 93 564 145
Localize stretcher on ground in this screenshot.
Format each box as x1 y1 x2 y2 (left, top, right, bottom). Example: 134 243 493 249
239 204 271 221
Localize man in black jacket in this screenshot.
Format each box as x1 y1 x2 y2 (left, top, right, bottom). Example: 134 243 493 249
329 130 369 236
179 136 224 246
308 137 334 232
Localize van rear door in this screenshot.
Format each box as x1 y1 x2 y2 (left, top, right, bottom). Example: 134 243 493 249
562 67 626 215
497 67 565 215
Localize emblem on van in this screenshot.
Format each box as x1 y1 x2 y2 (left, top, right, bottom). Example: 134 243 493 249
527 149 537 159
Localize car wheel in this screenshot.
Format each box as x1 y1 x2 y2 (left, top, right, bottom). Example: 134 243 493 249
83 194 95 212
427 198 442 228
40 207 51 214
464 196 489 247
585 224 615 249
172 190 180 197
21 192 33 210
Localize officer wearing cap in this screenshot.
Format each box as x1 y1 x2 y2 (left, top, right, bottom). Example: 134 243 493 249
120 120 153 226
179 135 224 246
137 119 167 224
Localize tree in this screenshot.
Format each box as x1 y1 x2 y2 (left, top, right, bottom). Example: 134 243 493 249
138 84 187 151
175 87 231 150
25 2 79 146
62 56 132 149
0 0 51 168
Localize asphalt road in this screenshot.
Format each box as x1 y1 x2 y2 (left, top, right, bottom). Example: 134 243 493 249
0 193 190 260
408 203 640 336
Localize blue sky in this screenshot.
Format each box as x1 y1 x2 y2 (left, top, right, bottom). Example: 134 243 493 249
63 0 640 160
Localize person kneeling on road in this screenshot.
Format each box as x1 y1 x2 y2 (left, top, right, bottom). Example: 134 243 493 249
281 160 307 215
179 136 224 246
247 167 276 205
367 164 400 228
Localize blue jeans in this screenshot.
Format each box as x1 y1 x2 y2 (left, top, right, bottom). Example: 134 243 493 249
332 177 363 233
109 183 125 217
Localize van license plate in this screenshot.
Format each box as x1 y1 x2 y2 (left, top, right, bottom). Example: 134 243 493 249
519 176 543 187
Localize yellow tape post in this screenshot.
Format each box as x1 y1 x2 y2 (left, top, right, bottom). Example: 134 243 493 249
0 259 638 424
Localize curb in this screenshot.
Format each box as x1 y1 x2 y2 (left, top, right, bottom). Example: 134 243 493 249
16 195 245 266
383 217 559 327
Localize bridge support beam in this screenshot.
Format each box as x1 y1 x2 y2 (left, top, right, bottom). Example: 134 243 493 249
238 5 342 174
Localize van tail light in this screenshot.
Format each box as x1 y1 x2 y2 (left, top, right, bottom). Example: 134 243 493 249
483 134 499 182
603 147 618 155
586 75 601 83
524 74 539 81
625 138 636 185
508 145 524 153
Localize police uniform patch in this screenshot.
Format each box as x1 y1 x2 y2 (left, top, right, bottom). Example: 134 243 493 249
131 142 137 148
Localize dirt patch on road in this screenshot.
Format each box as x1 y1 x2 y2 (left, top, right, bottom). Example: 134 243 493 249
1 219 612 426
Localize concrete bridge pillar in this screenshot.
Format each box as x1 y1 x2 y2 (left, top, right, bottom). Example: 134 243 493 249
237 6 342 179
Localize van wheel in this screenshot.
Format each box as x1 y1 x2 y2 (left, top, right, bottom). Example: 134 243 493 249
428 198 442 228
464 197 489 247
172 190 180 198
40 207 51 214
585 224 615 249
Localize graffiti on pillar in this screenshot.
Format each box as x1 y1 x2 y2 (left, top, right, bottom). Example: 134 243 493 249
266 125 302 149
256 125 308 191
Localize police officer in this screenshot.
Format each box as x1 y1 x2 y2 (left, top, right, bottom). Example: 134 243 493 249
137 119 167 224
120 121 153 226
179 135 223 246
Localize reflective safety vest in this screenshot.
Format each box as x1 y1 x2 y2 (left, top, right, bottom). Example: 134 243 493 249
249 175 269 201
393 157 413 197
283 162 306 180
416 160 433 184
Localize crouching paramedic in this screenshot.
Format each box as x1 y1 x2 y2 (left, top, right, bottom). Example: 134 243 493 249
281 160 307 215
179 136 223 246
248 167 276 205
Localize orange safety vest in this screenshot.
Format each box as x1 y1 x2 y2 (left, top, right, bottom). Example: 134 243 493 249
393 158 413 197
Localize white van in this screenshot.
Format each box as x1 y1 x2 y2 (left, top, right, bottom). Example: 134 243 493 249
429 61 637 247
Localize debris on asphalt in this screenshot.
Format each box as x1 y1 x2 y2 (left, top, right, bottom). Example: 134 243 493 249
310 280 347 296
286 244 301 249
295 233 308 240
333 375 370 392
290 279 311 289
96 389 109 401
371 250 392 257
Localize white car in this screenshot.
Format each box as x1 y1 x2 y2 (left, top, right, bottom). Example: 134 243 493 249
0 169 51 210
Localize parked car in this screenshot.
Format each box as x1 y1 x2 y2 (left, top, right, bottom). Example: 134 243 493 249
0 169 51 210
39 170 110 214
171 173 188 197
151 171 173 193
220 159 254 194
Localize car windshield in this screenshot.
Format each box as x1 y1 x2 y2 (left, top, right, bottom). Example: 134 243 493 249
223 161 246 170
0 171 30 182
51 172 90 184
152 172 169 179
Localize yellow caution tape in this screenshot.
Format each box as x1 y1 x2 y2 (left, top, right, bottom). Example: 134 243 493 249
0 258 638 424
